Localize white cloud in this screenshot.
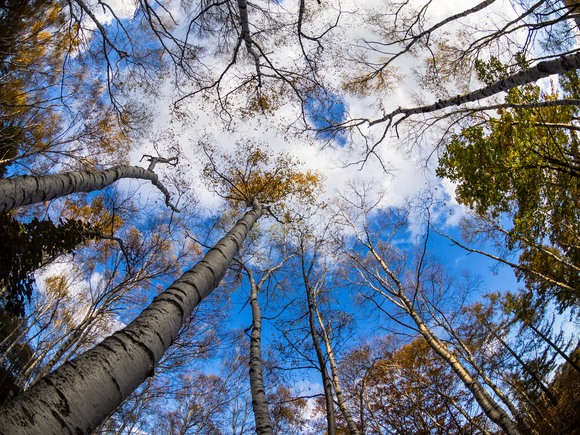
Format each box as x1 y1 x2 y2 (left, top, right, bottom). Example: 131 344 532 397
112 0 529 231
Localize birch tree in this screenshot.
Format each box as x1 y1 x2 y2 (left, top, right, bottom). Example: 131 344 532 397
238 250 292 435
0 157 179 214
335 184 522 434
295 224 359 435
202 141 321 434
0 201 263 433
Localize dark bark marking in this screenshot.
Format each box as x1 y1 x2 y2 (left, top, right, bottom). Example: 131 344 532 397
166 285 189 301
100 343 116 354
49 409 69 431
68 361 85 381
21 402 36 428
44 378 71 423
211 244 230 261
198 260 220 286
152 295 185 320
174 277 203 304
122 331 156 377
154 330 168 348
108 335 129 353
109 375 122 396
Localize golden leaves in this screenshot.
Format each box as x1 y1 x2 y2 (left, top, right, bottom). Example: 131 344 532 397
203 142 322 217
62 195 124 235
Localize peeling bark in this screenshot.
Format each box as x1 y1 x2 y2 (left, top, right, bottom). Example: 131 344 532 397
0 164 178 214
0 203 262 434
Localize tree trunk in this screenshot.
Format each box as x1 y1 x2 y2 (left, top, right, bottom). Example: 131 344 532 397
523 317 580 374
305 283 336 435
369 250 522 435
0 202 262 433
247 270 274 435
563 0 580 30
0 164 177 213
370 51 580 126
412 318 521 435
313 297 359 434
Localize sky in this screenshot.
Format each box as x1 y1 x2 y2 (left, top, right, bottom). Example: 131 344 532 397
61 0 540 343
108 0 527 218
30 0 575 403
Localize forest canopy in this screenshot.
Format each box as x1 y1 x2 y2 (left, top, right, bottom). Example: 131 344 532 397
0 0 578 434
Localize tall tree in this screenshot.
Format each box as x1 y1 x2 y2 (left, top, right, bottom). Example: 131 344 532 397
0 201 262 433
202 141 320 434
296 223 359 435
437 68 580 311
335 184 521 434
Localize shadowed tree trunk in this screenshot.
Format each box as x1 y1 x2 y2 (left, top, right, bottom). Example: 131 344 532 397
0 202 262 433
0 160 178 213
240 241 292 435
301 252 336 435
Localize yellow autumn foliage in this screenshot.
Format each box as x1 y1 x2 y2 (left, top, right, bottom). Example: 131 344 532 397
203 143 322 218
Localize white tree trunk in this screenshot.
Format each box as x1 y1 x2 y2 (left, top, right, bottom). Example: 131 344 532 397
248 272 273 435
369 51 580 126
313 300 359 435
0 165 177 213
305 284 336 435
0 203 262 434
368 249 521 435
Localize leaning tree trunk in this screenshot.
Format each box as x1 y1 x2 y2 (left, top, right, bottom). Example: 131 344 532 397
369 51 580 127
0 202 262 434
247 270 274 435
368 249 522 435
0 163 178 213
563 0 580 30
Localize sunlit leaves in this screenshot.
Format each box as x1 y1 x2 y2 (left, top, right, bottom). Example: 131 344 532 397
340 336 473 434
0 0 134 175
437 70 580 309
203 142 322 218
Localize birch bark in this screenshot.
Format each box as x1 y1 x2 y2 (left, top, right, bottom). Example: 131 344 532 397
0 202 262 434
247 269 274 435
0 164 178 213
313 300 359 434
366 51 580 127
305 282 336 435
366 248 522 435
